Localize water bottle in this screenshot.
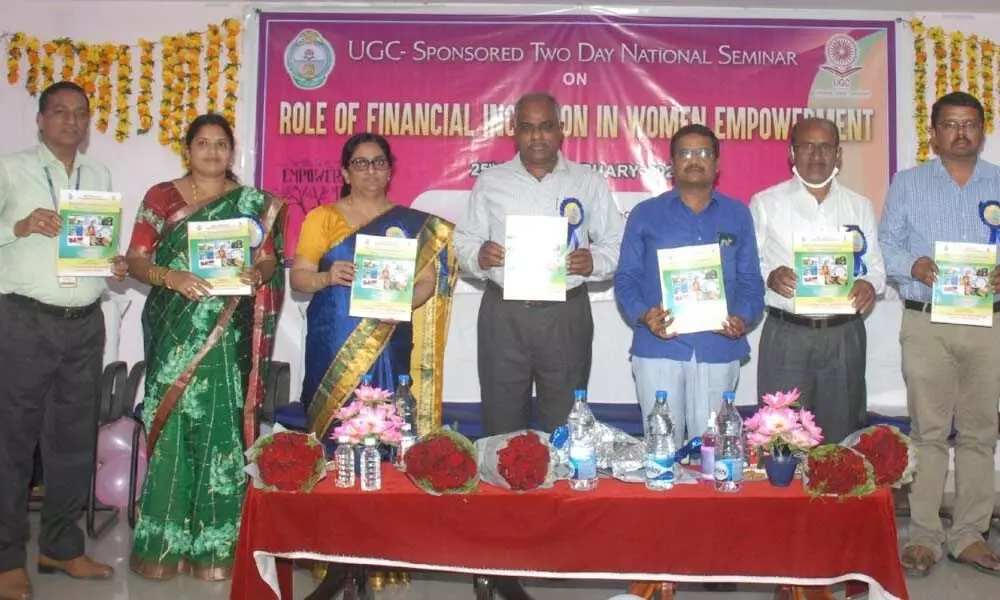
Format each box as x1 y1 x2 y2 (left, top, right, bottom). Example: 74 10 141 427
567 389 598 491
395 423 417 471
700 412 718 482
644 390 676 491
334 436 356 488
715 391 743 493
360 438 382 491
394 374 416 429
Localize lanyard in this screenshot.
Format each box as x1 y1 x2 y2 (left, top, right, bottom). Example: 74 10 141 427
44 165 82 208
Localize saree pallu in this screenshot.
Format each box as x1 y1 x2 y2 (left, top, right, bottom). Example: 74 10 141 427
302 205 457 439
129 183 284 578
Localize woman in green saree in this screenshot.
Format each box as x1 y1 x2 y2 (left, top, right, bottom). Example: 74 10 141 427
125 114 284 581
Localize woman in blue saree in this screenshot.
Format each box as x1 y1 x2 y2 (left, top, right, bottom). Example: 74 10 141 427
290 132 457 441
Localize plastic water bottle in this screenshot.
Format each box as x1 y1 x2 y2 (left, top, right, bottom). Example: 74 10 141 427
334 436 356 488
395 423 417 471
394 374 416 429
715 391 743 492
360 438 382 491
644 390 676 491
700 412 718 482
567 389 598 491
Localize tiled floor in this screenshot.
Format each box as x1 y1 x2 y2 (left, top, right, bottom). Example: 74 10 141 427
20 509 1000 600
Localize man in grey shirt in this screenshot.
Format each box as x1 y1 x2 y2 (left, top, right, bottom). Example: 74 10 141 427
455 92 623 436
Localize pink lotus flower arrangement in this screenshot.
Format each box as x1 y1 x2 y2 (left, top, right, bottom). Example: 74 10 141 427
331 384 405 445
743 389 823 456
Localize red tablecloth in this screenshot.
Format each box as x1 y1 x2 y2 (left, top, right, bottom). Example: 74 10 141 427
231 469 908 600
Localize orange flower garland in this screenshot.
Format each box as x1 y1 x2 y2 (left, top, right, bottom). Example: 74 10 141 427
949 31 964 92
6 32 24 84
205 24 222 114
115 45 132 143
3 20 239 150
137 39 155 134
931 27 948 100
222 17 241 128
985 41 996 133
911 19 930 163
966 35 979 99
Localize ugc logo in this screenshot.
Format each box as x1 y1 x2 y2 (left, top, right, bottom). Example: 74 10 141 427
284 29 335 90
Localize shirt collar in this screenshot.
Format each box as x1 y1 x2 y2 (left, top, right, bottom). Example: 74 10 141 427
35 143 91 172
789 176 843 200
931 157 987 182
663 187 720 212
514 151 568 177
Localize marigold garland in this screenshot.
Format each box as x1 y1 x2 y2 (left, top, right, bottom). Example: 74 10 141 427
930 27 948 100
205 24 222 114
966 35 979 99
222 17 241 129
949 31 964 92
59 40 75 82
137 39 154 134
985 41 996 134
911 19 930 163
115 45 132 143
2 20 242 153
41 41 56 90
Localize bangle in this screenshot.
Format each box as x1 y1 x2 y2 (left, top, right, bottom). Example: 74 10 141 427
149 266 172 287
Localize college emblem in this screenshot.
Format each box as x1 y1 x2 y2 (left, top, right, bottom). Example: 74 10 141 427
820 34 863 78
384 226 407 239
284 29 335 90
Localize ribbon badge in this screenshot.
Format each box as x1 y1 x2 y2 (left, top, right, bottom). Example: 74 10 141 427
559 197 585 249
979 200 1000 243
244 215 265 250
843 225 867 276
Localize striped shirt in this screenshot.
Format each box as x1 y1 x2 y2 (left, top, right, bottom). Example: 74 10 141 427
878 158 1000 302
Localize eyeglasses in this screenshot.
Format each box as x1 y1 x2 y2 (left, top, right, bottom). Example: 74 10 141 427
349 157 390 172
49 108 89 122
939 120 983 132
792 142 838 156
515 121 559 135
191 139 231 151
675 147 715 160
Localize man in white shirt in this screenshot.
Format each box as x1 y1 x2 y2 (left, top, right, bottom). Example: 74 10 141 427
454 92 623 436
0 82 126 599
749 118 886 444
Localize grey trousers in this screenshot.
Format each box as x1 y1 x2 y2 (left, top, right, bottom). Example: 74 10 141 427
0 294 104 571
757 314 867 445
477 283 593 436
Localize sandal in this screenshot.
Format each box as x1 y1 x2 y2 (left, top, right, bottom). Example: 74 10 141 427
900 544 938 578
948 541 1000 578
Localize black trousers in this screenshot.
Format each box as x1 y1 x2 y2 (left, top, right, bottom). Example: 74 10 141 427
757 314 867 445
477 283 594 436
0 294 104 571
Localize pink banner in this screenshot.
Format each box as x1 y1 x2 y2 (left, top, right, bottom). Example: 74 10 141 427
255 14 895 259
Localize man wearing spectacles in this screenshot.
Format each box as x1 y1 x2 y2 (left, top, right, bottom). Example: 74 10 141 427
880 91 1000 578
749 117 886 446
616 124 764 455
454 92 623 437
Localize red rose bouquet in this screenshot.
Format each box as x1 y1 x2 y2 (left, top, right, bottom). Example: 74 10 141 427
476 430 554 492
244 425 327 493
842 425 917 488
802 444 876 498
405 427 479 495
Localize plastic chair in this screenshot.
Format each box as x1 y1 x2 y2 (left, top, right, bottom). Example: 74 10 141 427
86 360 129 539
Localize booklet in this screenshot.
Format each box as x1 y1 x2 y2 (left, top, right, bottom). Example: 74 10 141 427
349 233 419 321
931 241 996 327
793 232 855 315
503 215 568 302
56 190 122 277
187 218 253 295
657 243 728 335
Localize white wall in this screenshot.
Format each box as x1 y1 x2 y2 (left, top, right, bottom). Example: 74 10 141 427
3 3 1000 416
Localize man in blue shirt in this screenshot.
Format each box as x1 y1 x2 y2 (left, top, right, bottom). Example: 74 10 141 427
616 124 764 451
879 91 1000 577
